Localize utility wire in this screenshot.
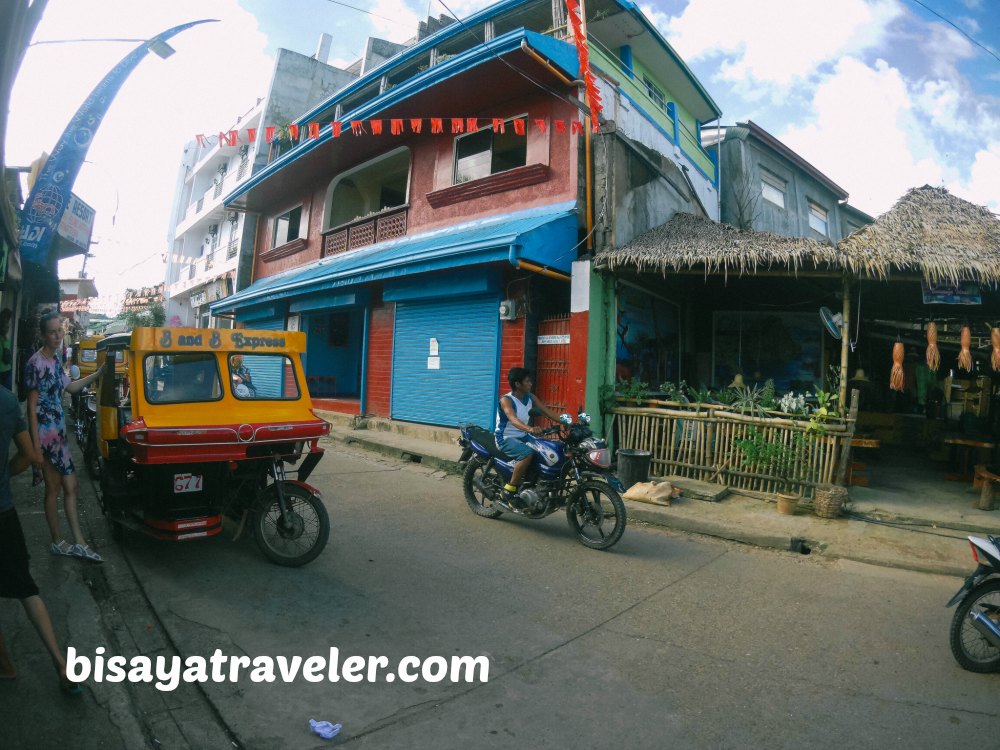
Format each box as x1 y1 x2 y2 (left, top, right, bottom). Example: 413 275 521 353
906 0 1000 65
321 0 415 29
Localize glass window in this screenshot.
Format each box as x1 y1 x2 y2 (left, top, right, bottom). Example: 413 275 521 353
760 170 785 209
453 122 527 184
143 353 222 404
808 201 829 236
273 206 302 247
81 349 97 363
643 76 666 110
228 354 300 400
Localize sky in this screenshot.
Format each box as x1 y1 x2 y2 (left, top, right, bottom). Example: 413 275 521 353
6 0 999 307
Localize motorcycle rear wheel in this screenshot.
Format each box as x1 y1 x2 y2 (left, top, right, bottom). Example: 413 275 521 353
462 457 504 518
567 480 626 550
950 578 1000 672
253 483 330 567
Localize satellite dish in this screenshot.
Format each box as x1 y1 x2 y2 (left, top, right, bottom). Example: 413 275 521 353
820 306 843 339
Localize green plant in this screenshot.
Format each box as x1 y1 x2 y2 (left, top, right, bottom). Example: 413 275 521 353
689 384 712 406
615 377 649 406
659 379 688 403
734 428 805 494
713 387 737 406
730 385 767 417
760 378 777 410
808 388 840 436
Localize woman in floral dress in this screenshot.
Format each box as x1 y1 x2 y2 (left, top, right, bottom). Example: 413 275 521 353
25 313 102 562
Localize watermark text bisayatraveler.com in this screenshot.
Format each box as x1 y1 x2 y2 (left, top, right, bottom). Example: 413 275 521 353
67 647 490 692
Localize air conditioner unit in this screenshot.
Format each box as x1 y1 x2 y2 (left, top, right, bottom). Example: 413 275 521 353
499 299 518 320
208 223 219 235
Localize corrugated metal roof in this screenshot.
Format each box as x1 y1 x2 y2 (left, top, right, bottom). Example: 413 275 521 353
212 202 578 314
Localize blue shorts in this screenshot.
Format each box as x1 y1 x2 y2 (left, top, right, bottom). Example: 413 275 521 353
497 436 534 460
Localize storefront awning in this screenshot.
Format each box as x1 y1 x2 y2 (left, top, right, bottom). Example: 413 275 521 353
211 202 578 315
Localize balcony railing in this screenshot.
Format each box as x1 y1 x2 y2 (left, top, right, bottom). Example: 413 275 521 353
321 207 408 258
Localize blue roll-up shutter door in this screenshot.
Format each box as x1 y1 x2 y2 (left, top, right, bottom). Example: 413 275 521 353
391 295 499 427
238 317 286 397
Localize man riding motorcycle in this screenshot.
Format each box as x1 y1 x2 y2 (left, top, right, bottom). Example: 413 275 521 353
494 367 562 509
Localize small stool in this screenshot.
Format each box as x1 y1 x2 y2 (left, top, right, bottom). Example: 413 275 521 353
973 464 999 511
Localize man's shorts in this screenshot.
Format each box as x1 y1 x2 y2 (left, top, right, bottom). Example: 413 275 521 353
0 508 40 599
497 436 534 460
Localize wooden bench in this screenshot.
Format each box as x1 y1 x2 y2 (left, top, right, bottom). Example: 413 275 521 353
847 437 881 487
973 464 999 511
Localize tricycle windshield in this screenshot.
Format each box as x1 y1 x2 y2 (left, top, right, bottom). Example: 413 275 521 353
144 353 223 403
227 353 301 401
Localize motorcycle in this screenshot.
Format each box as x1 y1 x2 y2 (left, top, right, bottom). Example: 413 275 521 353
457 412 627 550
73 389 100 480
946 534 1000 672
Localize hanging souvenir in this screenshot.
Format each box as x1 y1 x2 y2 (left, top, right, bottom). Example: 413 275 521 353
890 342 905 392
925 322 939 371
992 328 1000 372
958 326 973 372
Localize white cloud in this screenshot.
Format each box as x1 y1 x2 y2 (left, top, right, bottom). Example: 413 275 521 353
652 0 903 95
8 0 272 297
779 56 999 215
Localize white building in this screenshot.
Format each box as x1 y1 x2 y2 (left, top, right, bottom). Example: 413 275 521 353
163 38 356 327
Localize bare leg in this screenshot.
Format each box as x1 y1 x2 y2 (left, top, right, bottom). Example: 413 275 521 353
510 454 534 486
61 474 86 546
0 630 16 678
19 596 68 681
41 459 64 543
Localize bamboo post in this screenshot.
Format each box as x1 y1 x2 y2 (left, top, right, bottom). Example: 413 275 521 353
839 275 851 410
835 389 861 485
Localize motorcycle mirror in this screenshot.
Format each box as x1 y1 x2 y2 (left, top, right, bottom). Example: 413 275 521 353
559 413 573 425
578 412 591 425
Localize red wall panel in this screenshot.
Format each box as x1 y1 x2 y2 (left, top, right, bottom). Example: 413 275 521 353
499 317 526 395
365 289 394 417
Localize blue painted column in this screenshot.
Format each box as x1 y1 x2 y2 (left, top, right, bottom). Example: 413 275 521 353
618 45 634 78
666 102 679 144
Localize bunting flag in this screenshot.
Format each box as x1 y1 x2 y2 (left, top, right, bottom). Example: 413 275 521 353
19 20 216 269
564 0 604 126
194 116 585 146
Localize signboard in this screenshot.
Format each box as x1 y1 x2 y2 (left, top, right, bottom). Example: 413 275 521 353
921 280 981 305
54 193 95 257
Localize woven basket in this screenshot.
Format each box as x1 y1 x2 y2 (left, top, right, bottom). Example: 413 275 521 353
813 484 848 519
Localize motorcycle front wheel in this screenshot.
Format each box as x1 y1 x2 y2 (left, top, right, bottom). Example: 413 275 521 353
950 578 1000 672
253 483 330 567
462 457 504 518
567 480 626 550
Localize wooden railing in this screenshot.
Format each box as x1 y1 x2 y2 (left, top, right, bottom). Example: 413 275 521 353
609 400 856 499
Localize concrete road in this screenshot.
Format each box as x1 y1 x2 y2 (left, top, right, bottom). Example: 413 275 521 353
100 443 998 748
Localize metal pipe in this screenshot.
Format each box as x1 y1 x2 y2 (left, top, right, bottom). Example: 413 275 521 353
969 611 1000 649
517 260 571 282
519 41 576 86
839 275 850 409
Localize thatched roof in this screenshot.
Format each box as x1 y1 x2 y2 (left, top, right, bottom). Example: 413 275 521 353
838 186 1000 285
594 212 841 277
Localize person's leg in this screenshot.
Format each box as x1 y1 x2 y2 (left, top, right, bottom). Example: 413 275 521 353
20 596 77 691
510 454 533 486
0 630 16 678
41 459 65 545
61 473 85 546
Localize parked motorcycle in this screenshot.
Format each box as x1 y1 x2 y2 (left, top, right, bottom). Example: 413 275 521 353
457 413 626 550
73 389 100 480
947 534 1000 672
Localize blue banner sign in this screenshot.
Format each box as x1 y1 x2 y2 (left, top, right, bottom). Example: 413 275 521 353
19 20 216 268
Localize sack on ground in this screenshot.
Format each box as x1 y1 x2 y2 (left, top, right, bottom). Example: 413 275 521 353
623 481 674 505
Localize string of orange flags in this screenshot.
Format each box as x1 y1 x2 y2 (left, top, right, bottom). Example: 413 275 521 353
195 116 598 147
565 0 604 124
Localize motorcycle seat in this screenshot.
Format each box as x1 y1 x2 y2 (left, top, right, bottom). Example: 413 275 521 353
466 426 515 461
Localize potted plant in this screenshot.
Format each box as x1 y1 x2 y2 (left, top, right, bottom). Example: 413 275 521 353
734 427 806 514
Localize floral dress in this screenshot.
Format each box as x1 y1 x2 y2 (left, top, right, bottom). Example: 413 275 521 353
24 351 74 476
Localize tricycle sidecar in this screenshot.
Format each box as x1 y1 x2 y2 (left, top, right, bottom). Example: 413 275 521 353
96 327 331 567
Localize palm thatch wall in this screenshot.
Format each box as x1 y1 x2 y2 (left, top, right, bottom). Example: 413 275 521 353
594 212 841 278
838 186 1000 285
596 186 1000 284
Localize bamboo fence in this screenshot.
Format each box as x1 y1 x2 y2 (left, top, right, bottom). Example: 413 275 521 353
609 401 855 499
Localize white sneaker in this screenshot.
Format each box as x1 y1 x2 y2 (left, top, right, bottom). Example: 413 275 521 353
70 544 104 563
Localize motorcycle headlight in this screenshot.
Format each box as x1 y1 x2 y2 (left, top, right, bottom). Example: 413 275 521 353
587 448 611 468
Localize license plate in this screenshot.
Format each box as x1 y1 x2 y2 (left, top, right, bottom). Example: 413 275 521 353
173 473 203 494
